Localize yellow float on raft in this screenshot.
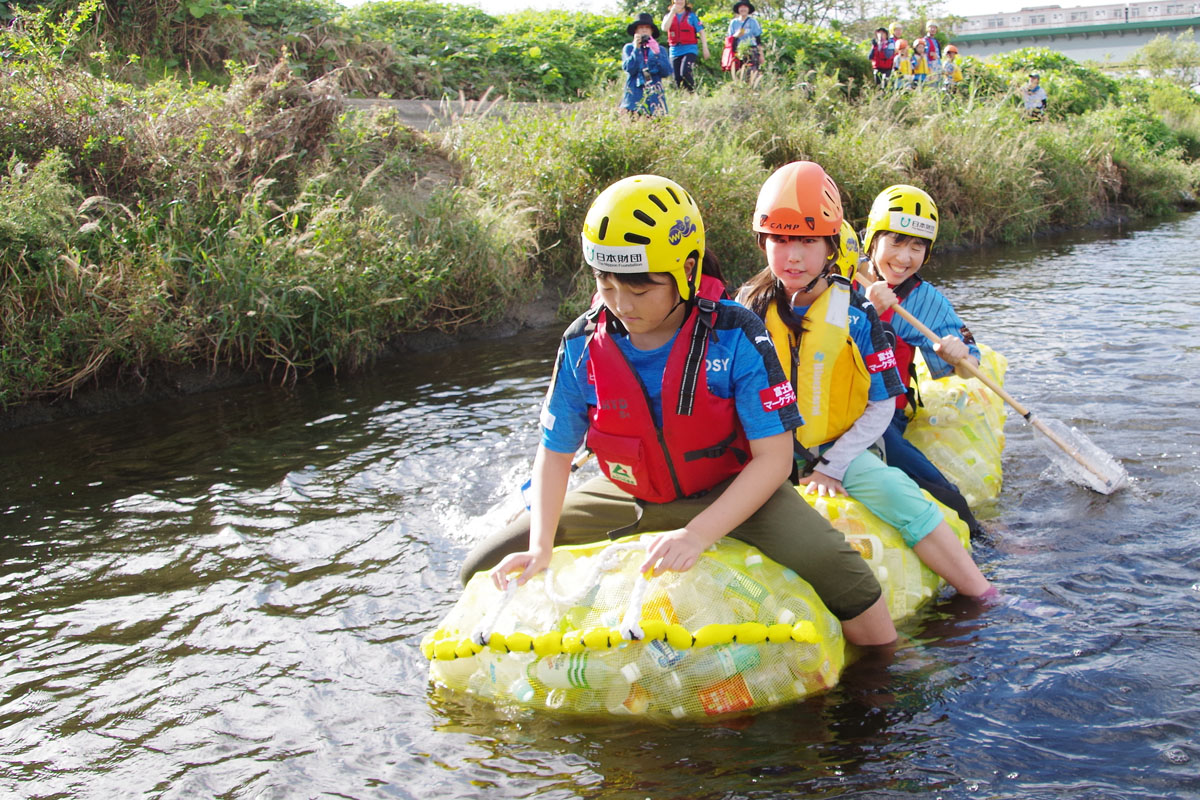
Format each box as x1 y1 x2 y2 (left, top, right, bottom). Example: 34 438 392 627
905 344 1008 506
423 348 1006 721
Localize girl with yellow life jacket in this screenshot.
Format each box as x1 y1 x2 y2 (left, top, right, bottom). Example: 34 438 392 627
911 39 930 87
736 162 993 600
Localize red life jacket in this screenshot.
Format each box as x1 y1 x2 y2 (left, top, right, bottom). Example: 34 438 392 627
585 275 750 503
870 40 895 70
667 13 698 47
921 35 940 63
876 275 922 411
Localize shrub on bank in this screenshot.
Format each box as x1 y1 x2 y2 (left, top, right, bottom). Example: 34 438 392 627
988 47 1121 117
0 49 536 406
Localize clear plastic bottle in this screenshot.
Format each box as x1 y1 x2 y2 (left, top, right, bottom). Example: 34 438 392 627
534 652 625 691
605 679 651 715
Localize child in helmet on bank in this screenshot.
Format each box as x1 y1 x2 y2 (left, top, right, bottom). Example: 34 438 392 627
892 39 913 89
856 184 986 537
460 174 897 647
736 162 993 600
940 45 963 91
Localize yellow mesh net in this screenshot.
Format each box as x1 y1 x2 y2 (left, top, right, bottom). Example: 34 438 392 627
425 533 845 721
906 344 1008 506
424 486 971 721
424 348 1005 721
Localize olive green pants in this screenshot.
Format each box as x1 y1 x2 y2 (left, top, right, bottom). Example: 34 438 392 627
458 475 881 621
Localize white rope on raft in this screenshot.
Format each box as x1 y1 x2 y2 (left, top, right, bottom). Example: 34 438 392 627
471 580 519 647
543 540 647 605
473 540 654 646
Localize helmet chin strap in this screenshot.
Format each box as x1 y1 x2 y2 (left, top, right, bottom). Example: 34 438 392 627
655 296 688 328
652 271 696 328
784 261 835 304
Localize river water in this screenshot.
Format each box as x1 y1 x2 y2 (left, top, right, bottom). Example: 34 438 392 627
2 215 1199 799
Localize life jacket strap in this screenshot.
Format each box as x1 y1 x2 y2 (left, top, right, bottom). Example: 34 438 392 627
794 440 829 478
891 276 924 416
683 431 748 465
675 300 716 417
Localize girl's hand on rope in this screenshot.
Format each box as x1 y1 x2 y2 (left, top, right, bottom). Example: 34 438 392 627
640 528 706 576
491 549 550 590
797 470 848 497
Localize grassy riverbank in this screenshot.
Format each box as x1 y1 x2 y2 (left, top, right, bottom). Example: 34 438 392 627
3 2 1200 412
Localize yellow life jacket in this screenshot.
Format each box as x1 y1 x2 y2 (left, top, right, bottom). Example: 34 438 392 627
763 280 872 450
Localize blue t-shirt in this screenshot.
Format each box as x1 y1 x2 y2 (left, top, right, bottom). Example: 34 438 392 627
891 280 981 379
727 16 761 45
667 12 704 58
792 301 902 403
540 300 800 454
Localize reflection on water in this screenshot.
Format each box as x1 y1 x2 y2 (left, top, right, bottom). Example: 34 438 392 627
2 216 1199 798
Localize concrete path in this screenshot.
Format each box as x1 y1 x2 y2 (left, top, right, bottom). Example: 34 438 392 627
344 97 562 130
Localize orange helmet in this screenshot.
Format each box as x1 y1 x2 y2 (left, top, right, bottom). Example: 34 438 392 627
752 161 844 237
944 44 958 54
895 38 908 50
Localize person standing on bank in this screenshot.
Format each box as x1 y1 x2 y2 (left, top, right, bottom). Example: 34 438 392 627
1021 72 1048 120
868 27 895 87
921 20 941 76
725 1 763 74
621 13 672 117
662 0 710 92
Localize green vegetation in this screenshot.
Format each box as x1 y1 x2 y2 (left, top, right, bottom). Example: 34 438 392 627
3 1 1200 410
0 1 535 406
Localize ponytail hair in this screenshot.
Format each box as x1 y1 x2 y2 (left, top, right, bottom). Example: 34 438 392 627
737 268 808 336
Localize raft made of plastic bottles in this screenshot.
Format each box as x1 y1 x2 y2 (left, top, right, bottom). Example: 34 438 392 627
905 343 1008 507
423 486 971 722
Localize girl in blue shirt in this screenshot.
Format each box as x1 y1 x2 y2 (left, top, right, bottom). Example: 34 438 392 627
738 162 993 600
621 14 673 116
726 1 762 73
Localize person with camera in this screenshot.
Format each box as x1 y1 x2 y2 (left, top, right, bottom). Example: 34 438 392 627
662 0 710 92
621 13 672 116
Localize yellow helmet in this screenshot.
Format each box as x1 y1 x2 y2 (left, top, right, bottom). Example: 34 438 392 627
863 184 939 264
581 175 705 301
836 220 867 280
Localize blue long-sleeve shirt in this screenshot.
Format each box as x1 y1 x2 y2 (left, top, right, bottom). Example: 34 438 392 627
621 42 672 115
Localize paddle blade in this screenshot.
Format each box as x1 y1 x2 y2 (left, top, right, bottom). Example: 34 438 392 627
1031 415 1128 495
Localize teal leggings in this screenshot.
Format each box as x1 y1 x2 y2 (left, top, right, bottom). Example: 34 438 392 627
840 449 946 548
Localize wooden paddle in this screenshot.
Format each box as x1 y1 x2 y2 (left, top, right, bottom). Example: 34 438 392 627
858 273 1128 495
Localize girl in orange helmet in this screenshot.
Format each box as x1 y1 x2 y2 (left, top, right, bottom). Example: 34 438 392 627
737 161 994 601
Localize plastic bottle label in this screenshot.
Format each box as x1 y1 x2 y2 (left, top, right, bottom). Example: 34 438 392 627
698 674 755 716
648 639 686 668
723 574 769 616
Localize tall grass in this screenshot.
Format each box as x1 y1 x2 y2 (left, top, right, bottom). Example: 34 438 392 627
453 75 1200 318
0 46 537 406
